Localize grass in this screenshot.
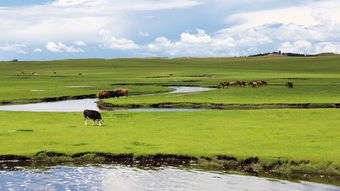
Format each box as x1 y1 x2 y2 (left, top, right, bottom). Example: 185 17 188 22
0 109 339 166
104 84 340 106
1 56 340 183
1 56 340 104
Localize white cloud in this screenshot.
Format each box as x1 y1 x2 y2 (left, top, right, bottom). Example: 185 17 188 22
0 0 200 44
52 0 200 10
0 43 27 54
147 29 235 56
225 7 317 28
1 0 340 58
46 42 84 53
74 41 86 46
139 31 150 37
99 30 139 50
33 48 42 52
279 40 312 54
313 42 340 54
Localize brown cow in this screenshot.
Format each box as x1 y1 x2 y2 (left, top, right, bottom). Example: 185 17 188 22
256 80 267 86
97 91 111 99
217 82 229 89
261 81 267 86
228 81 239 87
285 82 293 88
116 88 129 96
248 81 258 88
217 82 225 89
239 81 246 87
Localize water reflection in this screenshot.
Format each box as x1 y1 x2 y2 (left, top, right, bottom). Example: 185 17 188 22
0 165 338 191
0 86 214 112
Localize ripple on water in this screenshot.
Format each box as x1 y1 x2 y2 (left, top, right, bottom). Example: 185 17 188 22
0 165 339 191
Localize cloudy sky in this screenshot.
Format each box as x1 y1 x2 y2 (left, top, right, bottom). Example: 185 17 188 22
0 0 339 60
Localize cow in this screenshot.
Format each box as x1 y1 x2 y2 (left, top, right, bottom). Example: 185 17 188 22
217 82 224 88
83 109 103 126
116 88 129 97
217 82 229 88
97 91 111 99
248 81 258 88
228 81 239 87
260 81 267 86
97 89 129 99
285 82 294 88
239 81 246 87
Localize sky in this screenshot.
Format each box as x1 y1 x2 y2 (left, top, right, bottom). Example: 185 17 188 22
0 0 340 60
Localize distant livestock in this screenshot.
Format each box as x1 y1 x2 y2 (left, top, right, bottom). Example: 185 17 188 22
218 81 246 88
83 109 103 126
248 80 267 88
97 88 129 99
285 82 294 88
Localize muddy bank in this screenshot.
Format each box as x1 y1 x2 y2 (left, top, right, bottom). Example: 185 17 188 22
0 151 339 185
98 101 340 110
0 94 97 106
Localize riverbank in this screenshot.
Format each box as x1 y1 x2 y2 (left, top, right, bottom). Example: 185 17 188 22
98 100 340 110
1 151 339 186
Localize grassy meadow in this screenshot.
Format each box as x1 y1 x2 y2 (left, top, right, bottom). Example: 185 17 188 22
0 55 340 104
0 56 340 180
0 109 339 165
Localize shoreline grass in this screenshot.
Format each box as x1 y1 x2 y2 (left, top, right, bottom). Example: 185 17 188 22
0 109 339 184
0 109 339 164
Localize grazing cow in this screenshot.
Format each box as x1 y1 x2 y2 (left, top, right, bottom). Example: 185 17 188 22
218 82 229 88
256 81 264 86
228 81 239 87
239 81 246 87
116 88 129 97
248 81 258 88
256 80 267 87
83 109 103 126
285 82 294 88
97 91 111 99
217 82 225 89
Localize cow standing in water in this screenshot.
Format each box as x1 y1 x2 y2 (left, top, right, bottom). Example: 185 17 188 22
83 109 104 126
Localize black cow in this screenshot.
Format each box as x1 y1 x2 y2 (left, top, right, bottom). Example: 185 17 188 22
83 109 103 126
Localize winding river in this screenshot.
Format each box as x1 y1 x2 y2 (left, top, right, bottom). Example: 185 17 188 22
0 165 339 191
1 86 339 190
0 86 214 112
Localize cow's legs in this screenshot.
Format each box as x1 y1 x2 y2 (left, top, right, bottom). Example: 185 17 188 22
92 120 95 126
84 118 88 126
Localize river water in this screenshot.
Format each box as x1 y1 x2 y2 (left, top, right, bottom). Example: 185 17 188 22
0 165 339 191
0 86 213 112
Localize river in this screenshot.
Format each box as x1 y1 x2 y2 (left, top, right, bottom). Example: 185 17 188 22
0 86 214 112
0 165 339 191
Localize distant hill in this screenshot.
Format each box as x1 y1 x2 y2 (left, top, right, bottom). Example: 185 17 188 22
316 52 339 56
248 51 338 57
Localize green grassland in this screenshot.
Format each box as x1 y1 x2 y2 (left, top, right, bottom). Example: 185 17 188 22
0 109 339 165
1 55 340 104
0 56 340 182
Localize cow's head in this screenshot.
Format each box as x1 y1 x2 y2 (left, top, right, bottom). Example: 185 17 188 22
99 119 104 126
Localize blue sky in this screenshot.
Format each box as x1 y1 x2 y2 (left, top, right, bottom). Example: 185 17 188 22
0 0 340 60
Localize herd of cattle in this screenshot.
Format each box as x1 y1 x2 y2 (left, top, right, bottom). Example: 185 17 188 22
218 81 293 88
96 88 129 99
87 81 294 126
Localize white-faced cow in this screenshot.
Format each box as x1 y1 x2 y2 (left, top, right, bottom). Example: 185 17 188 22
83 109 103 126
